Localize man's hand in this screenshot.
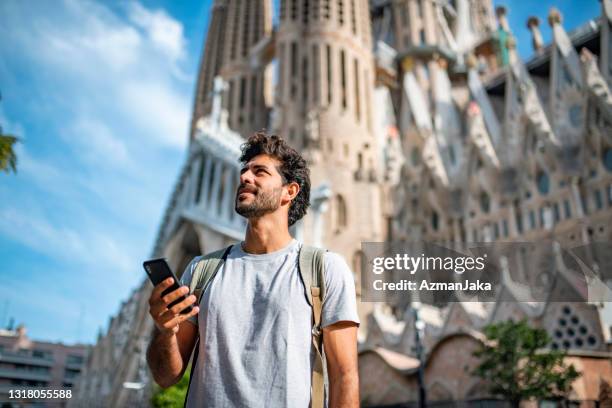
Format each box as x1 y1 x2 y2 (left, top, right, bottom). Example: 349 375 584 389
146 278 200 388
323 321 359 407
148 278 200 336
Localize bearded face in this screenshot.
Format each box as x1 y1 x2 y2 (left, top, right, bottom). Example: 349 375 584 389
235 154 287 220
235 183 283 219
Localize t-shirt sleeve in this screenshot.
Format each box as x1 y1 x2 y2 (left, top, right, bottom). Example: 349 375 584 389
178 257 201 326
320 251 361 328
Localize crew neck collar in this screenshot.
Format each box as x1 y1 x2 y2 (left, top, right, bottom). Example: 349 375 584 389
234 238 299 260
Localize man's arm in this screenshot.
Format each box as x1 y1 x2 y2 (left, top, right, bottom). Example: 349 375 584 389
323 321 360 408
146 279 200 388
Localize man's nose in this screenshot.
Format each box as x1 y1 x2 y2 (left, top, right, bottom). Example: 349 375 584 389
239 169 254 185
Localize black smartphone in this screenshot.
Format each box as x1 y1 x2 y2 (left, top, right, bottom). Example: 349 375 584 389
143 258 193 314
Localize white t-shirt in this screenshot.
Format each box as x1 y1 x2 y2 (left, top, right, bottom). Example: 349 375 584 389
179 239 360 407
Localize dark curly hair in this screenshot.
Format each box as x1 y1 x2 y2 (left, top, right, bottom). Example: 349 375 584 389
239 132 310 226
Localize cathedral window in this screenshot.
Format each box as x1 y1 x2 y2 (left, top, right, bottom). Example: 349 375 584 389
528 210 536 229
291 0 298 20
239 77 246 108
594 189 603 210
303 56 309 104
354 58 360 121
350 0 357 34
334 194 348 232
313 44 320 104
563 199 572 218
603 148 612 172
411 147 420 165
326 44 333 105
340 49 347 109
303 0 310 25
536 171 549 195
291 42 298 99
479 192 490 213
553 202 560 222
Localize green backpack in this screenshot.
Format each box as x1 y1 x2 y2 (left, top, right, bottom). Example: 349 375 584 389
184 244 327 408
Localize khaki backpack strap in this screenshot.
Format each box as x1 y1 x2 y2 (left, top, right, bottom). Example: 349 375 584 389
189 246 232 304
298 245 327 408
184 245 232 408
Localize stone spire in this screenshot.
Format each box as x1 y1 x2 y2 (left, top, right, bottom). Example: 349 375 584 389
527 16 544 54
495 6 510 32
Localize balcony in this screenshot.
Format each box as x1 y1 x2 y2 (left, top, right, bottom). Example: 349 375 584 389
0 351 54 367
0 367 52 382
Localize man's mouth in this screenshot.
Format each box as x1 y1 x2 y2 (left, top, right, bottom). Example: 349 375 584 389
238 187 257 197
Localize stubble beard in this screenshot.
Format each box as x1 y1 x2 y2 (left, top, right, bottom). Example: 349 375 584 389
235 186 283 219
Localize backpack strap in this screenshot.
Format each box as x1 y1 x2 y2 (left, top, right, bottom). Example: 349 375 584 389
184 245 232 408
298 245 327 408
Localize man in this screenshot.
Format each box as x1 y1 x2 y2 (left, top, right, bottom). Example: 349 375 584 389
146 132 360 407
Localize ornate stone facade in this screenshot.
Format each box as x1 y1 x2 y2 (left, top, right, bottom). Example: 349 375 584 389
72 1 612 406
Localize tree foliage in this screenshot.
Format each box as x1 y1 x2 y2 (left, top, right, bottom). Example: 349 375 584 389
151 370 190 408
0 133 19 174
472 319 580 405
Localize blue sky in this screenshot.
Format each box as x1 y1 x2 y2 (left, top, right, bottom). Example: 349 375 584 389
0 0 605 345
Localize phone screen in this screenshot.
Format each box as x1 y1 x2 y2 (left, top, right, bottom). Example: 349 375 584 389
143 258 193 314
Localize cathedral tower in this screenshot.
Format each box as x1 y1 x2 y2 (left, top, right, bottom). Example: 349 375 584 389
275 0 385 270
191 0 274 139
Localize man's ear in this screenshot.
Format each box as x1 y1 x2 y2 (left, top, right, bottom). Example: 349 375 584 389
282 182 300 206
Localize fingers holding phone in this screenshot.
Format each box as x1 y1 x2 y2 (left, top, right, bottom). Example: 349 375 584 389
148 279 200 335
144 259 201 336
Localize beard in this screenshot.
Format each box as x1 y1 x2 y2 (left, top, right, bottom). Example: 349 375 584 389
235 185 283 219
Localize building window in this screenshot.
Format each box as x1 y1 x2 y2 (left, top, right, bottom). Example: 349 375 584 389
431 210 439 231
335 194 348 232
350 0 357 34
502 219 509 237
603 148 612 172
326 44 332 105
553 202 560 222
340 49 347 109
291 0 298 20
563 199 572 218
338 0 344 25
594 189 603 210
239 77 246 108
291 42 298 99
537 171 550 195
303 56 309 104
354 58 360 121
529 210 536 229
515 205 523 234
312 44 320 104
479 192 490 213
411 147 420 165
419 29 426 45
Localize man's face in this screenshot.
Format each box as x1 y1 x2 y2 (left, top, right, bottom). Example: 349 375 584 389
235 154 286 220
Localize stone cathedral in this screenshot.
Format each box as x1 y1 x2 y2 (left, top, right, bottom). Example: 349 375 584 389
71 0 612 406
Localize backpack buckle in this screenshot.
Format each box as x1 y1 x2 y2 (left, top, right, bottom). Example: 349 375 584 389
312 325 322 337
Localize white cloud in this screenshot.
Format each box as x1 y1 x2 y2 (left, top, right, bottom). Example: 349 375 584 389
128 2 186 62
66 117 130 167
0 207 133 274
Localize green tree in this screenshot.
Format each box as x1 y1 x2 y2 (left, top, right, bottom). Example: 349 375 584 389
472 319 580 407
0 92 19 174
151 370 191 408
0 133 19 174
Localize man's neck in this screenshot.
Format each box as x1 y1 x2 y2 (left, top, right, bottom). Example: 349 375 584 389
243 216 293 254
